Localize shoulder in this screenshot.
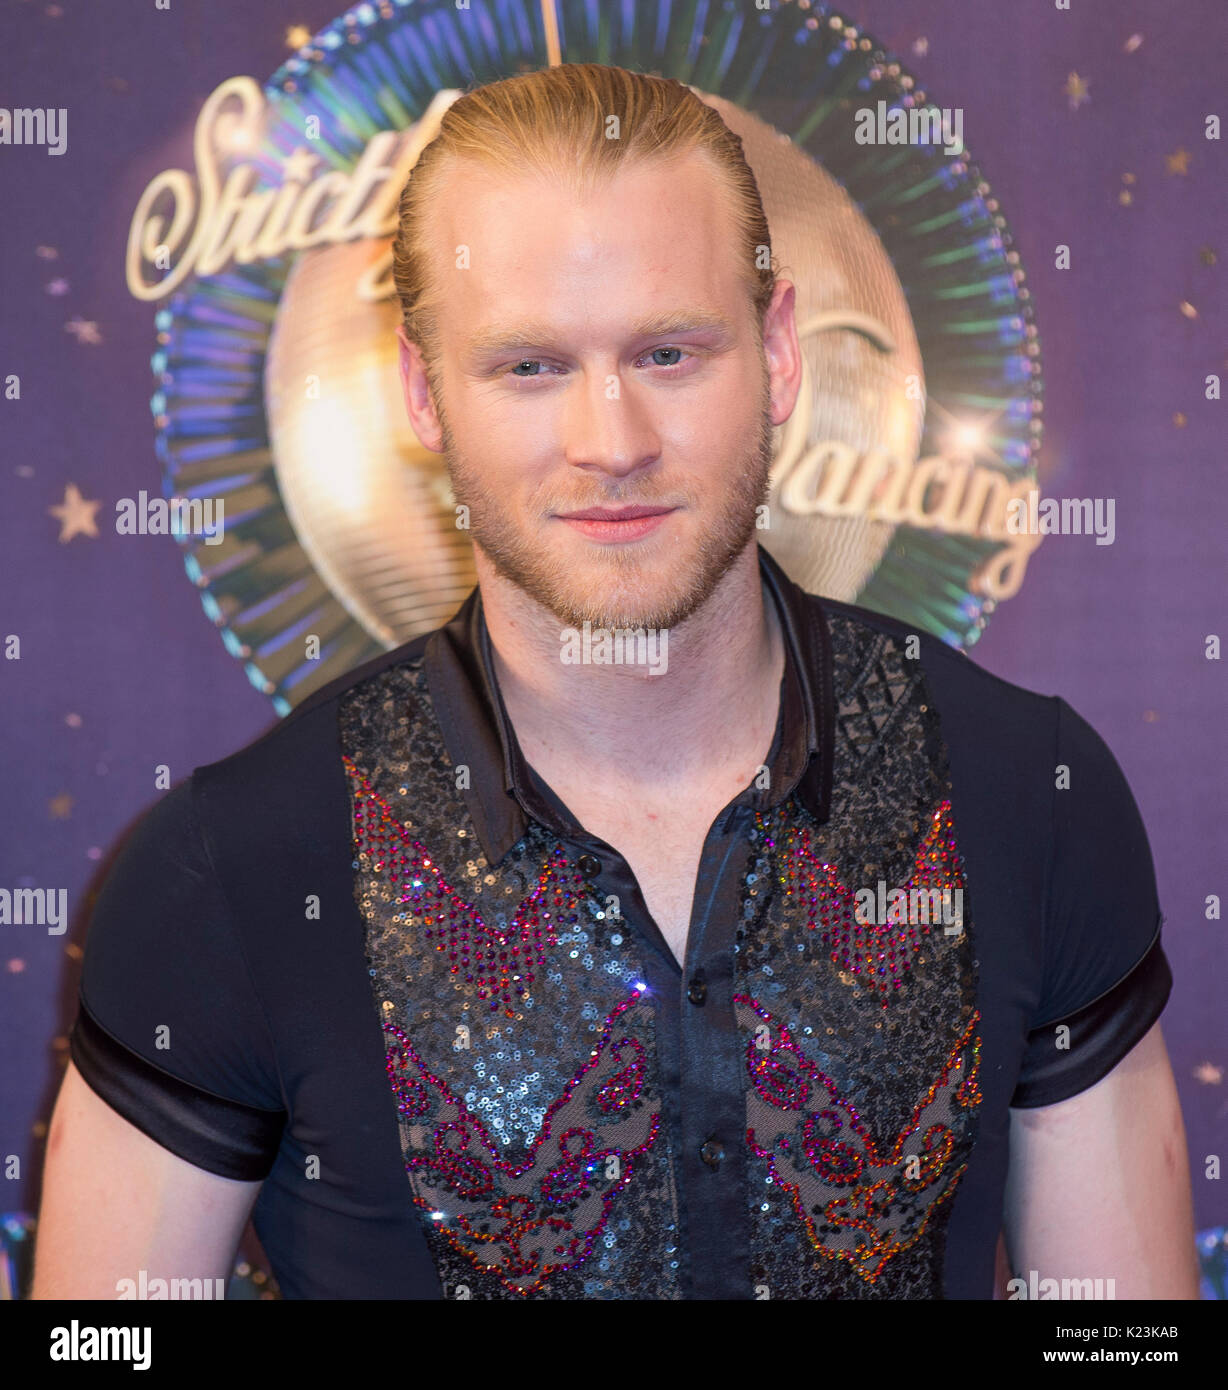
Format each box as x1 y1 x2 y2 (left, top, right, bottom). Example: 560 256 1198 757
186 630 436 848
199 631 433 782
811 591 1060 748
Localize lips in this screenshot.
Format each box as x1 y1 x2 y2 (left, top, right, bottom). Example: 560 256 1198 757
555 505 675 521
554 505 678 544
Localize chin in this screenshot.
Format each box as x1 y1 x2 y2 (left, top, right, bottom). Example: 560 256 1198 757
553 543 687 626
555 563 719 634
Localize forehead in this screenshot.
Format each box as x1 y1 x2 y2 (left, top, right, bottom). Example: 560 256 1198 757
424 149 751 343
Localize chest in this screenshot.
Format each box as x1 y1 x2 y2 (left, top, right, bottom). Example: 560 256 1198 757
554 795 728 968
609 829 705 968
324 624 1008 1299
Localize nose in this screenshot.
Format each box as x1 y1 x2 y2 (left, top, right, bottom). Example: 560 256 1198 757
561 367 661 480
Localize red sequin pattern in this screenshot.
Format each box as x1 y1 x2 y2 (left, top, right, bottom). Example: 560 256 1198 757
346 753 587 1019
383 990 661 1297
757 797 965 1005
736 992 983 1284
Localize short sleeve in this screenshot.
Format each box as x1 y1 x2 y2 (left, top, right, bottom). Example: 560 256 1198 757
68 777 286 1179
1010 696 1173 1108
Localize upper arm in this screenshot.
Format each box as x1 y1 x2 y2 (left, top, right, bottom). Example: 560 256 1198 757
1003 1020 1200 1299
32 1061 262 1298
1002 699 1197 1297
33 777 286 1297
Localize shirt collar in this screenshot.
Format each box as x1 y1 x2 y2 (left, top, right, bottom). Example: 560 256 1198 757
423 543 834 865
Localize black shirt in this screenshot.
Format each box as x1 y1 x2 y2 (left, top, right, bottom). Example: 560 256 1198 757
68 545 1171 1299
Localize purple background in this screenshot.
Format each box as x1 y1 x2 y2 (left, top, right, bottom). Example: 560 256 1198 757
2 0 1224 1249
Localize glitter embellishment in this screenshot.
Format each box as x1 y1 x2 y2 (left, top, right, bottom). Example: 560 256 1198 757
345 753 589 1019
735 993 983 1284
757 798 965 1005
383 989 661 1297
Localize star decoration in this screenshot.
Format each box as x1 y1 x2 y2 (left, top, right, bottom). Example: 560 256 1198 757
286 24 312 49
1124 33 1144 54
912 37 929 57
1193 1063 1224 1085
35 245 58 260
1199 246 1217 266
48 483 102 542
1064 72 1090 110
45 278 68 295
64 316 102 344
1165 147 1191 175
283 147 317 183
48 793 74 820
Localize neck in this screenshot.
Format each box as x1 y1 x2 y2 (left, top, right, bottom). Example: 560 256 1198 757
478 544 785 793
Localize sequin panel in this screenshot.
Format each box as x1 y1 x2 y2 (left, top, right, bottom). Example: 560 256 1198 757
339 658 683 1299
735 620 982 1299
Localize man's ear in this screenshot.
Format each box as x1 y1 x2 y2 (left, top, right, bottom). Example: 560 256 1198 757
761 279 803 429
396 324 444 452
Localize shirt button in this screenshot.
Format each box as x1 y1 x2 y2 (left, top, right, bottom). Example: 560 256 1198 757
699 1139 724 1169
687 977 707 1005
577 854 602 878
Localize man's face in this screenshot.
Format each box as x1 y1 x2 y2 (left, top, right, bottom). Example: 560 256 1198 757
398 149 800 632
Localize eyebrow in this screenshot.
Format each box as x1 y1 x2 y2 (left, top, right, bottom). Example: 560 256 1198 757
463 310 740 365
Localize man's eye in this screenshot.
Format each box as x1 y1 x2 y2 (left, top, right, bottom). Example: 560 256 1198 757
504 348 690 383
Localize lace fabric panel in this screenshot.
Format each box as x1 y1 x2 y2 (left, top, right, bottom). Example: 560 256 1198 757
735 618 983 1299
339 660 683 1299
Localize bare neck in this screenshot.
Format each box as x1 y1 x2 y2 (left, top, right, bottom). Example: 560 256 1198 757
478 545 785 796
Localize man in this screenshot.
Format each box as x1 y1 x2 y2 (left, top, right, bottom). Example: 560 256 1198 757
34 63 1198 1300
